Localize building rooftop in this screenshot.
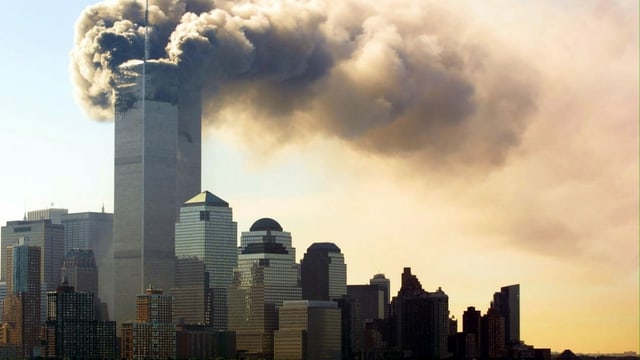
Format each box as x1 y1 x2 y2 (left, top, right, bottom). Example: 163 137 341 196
184 191 229 207
249 218 283 232
307 242 341 253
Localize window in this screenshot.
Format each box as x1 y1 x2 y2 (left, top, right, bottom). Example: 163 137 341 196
199 211 210 221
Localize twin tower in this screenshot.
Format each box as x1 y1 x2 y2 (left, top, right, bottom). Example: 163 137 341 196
112 61 202 325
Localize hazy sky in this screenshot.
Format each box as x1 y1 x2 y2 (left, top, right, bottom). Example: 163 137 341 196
0 0 637 354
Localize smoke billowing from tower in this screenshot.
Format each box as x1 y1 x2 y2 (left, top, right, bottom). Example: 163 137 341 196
71 0 537 169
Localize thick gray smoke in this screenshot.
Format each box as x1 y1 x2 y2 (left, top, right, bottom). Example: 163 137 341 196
71 0 537 168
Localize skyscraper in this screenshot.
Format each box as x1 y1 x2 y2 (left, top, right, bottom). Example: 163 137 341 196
1 219 64 292
112 61 201 326
26 208 68 224
2 244 41 358
228 218 301 358
61 211 113 311
493 284 520 346
60 249 105 319
172 257 210 325
301 242 347 301
174 191 237 329
369 273 390 318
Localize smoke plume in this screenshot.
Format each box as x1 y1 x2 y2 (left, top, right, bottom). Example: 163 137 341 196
71 0 538 168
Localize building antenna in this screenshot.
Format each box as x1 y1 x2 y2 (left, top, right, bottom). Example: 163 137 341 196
140 0 149 293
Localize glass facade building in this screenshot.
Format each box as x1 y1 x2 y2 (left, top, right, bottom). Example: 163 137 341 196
175 191 237 329
228 218 302 358
112 61 201 326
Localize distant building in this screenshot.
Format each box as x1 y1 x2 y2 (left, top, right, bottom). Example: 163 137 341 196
0 282 6 323
60 211 113 312
2 244 41 358
228 218 301 359
26 208 68 224
171 257 211 325
347 284 386 354
42 282 116 359
481 307 506 360
391 267 450 359
174 191 237 329
274 300 342 360
121 287 176 360
60 249 106 320
1 220 64 293
493 284 520 346
301 242 347 301
369 273 391 318
175 323 236 360
462 306 482 358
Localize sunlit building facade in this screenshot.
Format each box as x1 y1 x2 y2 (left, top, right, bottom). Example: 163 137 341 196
228 218 301 358
175 191 237 329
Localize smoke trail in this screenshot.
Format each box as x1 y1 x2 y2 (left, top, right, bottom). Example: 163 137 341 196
71 0 537 168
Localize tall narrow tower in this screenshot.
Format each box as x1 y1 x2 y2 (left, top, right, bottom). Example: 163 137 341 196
112 60 201 325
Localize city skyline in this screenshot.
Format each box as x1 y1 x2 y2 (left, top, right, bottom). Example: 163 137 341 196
0 0 637 354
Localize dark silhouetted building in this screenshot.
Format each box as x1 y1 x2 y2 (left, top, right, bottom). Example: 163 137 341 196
391 267 450 359
301 242 347 301
228 218 301 358
481 307 506 360
369 273 391 319
43 282 116 359
347 284 387 355
175 191 237 329
493 284 520 346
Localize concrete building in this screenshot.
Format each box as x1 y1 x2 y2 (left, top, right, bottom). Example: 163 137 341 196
274 300 341 360
174 191 237 329
60 211 113 311
300 242 346 301
228 218 301 358
43 282 116 359
112 60 202 326
121 287 176 360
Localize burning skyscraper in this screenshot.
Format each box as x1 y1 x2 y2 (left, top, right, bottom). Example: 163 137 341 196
112 60 201 325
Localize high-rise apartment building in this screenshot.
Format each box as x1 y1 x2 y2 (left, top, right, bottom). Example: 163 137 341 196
300 242 346 301
61 211 113 311
112 61 201 326
2 244 41 358
228 218 301 358
43 282 116 359
274 300 342 360
1 220 64 292
174 191 237 329
121 287 176 360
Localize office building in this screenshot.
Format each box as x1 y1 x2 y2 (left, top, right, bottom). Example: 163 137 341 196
462 306 482 358
391 267 450 359
175 324 236 360
61 211 113 311
2 244 41 358
172 257 211 325
121 287 176 359
26 208 68 224
228 218 301 358
60 249 105 319
175 191 237 329
301 242 346 301
481 307 506 359
1 220 64 292
369 273 390 318
274 300 341 360
347 284 386 353
493 284 520 345
112 60 201 326
0 282 6 322
43 282 116 359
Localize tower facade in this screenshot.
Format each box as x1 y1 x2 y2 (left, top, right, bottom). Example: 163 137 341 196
174 191 237 329
61 211 113 312
228 218 301 358
300 242 347 301
493 284 520 345
60 249 104 319
112 61 201 326
369 273 390 318
171 257 210 325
